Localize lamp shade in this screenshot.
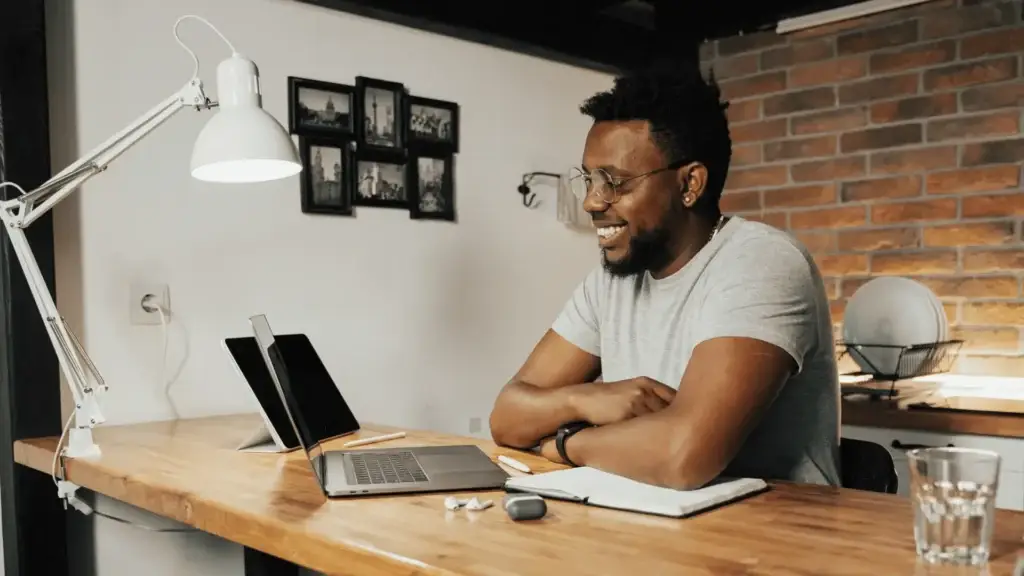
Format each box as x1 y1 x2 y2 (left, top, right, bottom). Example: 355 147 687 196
190 54 301 183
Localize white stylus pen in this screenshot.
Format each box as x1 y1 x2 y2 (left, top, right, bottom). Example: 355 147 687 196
498 455 533 474
343 431 406 447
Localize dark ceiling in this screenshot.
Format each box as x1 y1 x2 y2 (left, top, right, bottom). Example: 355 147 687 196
297 0 865 73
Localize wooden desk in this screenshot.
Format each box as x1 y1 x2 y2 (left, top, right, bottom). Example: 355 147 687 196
843 398 1024 439
13 414 1024 575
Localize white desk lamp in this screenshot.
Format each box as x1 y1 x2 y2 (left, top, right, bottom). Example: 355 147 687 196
0 15 301 460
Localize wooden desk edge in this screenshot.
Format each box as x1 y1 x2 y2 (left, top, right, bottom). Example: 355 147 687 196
842 400 1024 439
15 421 1024 575
12 437 463 576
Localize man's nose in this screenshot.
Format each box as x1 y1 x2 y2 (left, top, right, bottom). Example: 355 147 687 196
582 188 609 213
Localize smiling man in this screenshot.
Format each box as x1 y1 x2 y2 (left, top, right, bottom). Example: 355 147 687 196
489 63 841 489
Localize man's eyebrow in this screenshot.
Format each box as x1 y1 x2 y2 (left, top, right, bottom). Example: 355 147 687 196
601 166 629 177
580 163 625 175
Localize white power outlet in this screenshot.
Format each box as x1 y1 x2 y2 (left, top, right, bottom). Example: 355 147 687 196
130 283 170 325
468 417 482 434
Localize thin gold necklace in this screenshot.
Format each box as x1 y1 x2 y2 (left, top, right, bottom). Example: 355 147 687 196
709 214 725 243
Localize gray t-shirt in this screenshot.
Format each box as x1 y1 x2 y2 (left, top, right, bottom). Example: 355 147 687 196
552 216 841 486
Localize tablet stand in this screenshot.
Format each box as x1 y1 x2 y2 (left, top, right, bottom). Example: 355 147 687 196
236 410 292 453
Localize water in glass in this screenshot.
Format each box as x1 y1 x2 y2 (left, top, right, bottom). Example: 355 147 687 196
908 447 1001 565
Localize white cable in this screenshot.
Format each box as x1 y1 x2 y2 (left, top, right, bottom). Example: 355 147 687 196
142 294 179 419
0 181 28 196
51 411 75 486
172 15 239 81
155 303 180 419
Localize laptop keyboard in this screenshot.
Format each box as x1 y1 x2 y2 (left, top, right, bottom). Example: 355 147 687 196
350 451 428 485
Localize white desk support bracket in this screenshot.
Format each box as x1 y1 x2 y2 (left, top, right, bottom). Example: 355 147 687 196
0 78 215 459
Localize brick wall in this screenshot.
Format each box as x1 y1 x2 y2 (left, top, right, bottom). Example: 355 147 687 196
700 0 1024 377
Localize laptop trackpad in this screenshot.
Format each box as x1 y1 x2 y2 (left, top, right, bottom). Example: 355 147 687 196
417 447 496 474
417 454 482 474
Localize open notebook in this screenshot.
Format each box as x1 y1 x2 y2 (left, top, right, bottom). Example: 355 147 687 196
505 466 768 518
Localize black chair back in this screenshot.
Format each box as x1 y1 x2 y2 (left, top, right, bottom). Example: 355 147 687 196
840 437 898 494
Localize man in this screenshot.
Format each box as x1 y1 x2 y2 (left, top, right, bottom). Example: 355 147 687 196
489 64 840 490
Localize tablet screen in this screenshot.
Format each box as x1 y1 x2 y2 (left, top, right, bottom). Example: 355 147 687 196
270 333 360 445
224 334 359 449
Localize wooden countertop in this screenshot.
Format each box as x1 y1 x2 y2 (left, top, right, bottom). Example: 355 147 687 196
14 414 1024 575
843 398 1024 438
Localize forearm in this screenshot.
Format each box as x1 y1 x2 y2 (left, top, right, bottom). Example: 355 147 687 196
489 380 591 448
564 410 718 490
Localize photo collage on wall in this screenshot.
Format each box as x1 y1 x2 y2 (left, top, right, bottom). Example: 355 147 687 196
288 75 459 222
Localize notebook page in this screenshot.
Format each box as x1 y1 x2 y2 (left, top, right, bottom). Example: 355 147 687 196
506 467 767 517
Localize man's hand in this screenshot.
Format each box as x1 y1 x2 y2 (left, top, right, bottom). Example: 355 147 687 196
573 376 676 425
489 330 602 449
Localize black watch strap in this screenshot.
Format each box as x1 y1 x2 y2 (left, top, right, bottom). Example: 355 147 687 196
556 421 591 467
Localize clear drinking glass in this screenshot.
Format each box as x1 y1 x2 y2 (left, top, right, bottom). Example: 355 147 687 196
907 447 1001 565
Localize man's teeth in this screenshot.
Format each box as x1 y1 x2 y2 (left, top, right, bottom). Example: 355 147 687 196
597 225 625 238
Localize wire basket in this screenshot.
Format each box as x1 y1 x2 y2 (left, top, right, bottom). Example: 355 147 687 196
837 340 964 398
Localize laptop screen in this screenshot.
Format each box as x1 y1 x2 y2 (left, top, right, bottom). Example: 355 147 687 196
249 314 359 489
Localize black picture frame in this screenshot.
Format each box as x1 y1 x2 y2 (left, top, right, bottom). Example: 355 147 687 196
288 77 355 138
355 76 406 155
352 149 409 209
406 95 459 154
299 136 354 216
409 153 456 222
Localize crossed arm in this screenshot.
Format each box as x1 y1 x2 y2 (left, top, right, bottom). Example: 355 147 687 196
489 329 796 490
489 237 819 489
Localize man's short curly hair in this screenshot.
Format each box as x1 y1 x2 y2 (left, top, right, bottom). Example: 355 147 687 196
579 63 732 214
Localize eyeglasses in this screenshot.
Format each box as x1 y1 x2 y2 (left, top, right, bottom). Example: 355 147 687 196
568 160 688 204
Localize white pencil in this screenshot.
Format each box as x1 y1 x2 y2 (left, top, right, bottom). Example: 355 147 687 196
343 431 406 448
498 455 533 474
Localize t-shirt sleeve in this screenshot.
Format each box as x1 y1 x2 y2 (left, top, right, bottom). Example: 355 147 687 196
692 239 819 374
551 267 603 356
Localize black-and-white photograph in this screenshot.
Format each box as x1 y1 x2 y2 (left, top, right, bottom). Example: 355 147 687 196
410 154 455 221
407 96 459 154
288 77 354 137
354 153 407 209
355 76 405 154
299 137 352 216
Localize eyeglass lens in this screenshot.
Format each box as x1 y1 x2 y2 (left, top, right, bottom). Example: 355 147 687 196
569 168 616 203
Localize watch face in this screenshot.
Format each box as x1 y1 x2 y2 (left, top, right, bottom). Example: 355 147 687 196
556 424 584 467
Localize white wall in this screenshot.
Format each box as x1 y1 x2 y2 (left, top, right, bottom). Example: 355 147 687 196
46 0 611 574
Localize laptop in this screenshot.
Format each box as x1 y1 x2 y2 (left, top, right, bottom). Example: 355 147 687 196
248 314 509 497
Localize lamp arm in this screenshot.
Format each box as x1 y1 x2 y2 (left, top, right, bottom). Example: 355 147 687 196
12 78 213 228
1 226 102 453
0 77 213 458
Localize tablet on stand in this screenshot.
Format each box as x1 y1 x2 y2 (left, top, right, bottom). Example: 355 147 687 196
223 336 303 453
222 332 360 453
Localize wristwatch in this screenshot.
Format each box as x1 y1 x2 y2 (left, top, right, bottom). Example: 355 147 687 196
555 421 592 467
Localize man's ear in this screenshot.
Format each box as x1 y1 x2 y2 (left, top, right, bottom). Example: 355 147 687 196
678 162 708 209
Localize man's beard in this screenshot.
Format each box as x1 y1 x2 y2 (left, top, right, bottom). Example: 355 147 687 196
601 224 674 278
